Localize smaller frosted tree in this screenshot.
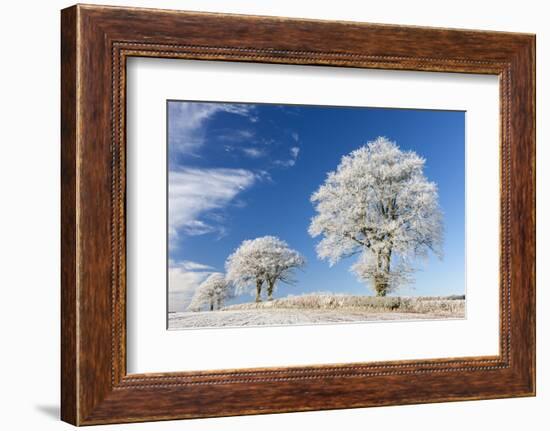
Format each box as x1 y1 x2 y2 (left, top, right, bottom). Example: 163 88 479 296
188 273 231 312
225 236 305 302
262 238 306 300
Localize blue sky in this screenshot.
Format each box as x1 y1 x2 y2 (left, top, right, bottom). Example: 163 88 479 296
167 100 465 312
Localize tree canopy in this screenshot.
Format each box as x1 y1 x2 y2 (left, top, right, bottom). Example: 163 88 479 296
188 272 231 311
225 236 305 301
309 137 443 296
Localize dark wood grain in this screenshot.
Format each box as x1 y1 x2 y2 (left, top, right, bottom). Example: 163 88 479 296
61 4 535 425
60 5 78 425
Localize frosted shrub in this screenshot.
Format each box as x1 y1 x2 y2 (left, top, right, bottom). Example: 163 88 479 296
222 293 464 316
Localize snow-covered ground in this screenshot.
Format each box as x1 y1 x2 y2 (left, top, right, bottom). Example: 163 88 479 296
168 308 463 329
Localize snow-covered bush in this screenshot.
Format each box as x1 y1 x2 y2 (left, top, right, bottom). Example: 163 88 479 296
222 293 464 316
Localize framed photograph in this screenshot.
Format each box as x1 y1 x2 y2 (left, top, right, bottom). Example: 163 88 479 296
165 101 466 331
61 4 535 425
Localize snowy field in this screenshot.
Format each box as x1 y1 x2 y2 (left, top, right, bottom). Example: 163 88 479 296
169 295 465 329
168 308 463 329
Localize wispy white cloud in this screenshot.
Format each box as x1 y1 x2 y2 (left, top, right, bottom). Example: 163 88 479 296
223 143 266 159
219 129 255 142
172 260 215 271
169 167 256 240
275 159 296 168
255 170 273 182
241 147 265 158
168 102 255 155
261 138 275 146
291 132 299 142
274 146 301 168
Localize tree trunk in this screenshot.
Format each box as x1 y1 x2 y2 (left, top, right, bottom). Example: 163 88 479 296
374 249 392 296
267 280 275 301
209 301 214 311
255 279 262 302
374 274 388 297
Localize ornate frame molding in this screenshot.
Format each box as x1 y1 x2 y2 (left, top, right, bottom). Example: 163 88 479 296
61 5 535 425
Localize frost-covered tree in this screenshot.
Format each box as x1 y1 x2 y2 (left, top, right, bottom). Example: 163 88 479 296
225 236 305 302
309 137 443 296
261 238 306 300
188 272 231 311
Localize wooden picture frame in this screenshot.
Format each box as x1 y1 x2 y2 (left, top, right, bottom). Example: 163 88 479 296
61 4 535 425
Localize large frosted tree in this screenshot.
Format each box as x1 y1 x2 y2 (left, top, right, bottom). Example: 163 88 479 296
309 137 443 296
188 272 231 311
225 236 305 302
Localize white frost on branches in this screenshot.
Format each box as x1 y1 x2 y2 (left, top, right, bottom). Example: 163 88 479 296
309 137 443 296
225 236 305 302
188 272 231 311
